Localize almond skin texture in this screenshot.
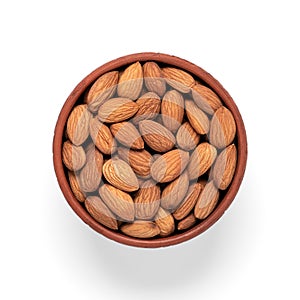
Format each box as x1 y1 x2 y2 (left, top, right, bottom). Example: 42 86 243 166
134 180 161 220
85 196 118 230
138 120 176 152
161 90 184 132
151 149 189 183
176 122 200 151
118 147 153 177
62 140 86 171
98 97 138 123
68 171 86 202
121 221 160 238
177 214 197 231
110 121 144 150
117 62 143 100
89 117 117 155
143 62 166 97
194 181 219 219
102 158 139 192
173 182 204 220
188 142 217 180
66 104 91 146
99 184 135 222
160 170 189 211
131 92 161 124
162 67 195 93
185 100 210 135
78 147 103 193
192 83 222 115
209 106 236 149
212 144 237 190
155 207 175 237
85 71 119 113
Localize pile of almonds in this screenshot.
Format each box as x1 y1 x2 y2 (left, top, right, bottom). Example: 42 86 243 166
62 61 237 239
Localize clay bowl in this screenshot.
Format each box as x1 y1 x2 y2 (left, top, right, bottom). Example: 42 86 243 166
53 52 247 248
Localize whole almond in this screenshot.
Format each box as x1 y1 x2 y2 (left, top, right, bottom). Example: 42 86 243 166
188 142 217 180
162 67 195 93
79 147 103 192
155 207 175 237
173 182 203 220
66 104 91 145
85 196 118 230
192 83 222 115
209 106 236 148
161 90 184 132
85 71 119 113
110 121 144 149
139 120 176 152
121 221 160 238
98 97 138 123
160 170 189 211
212 144 237 190
68 171 86 202
177 214 197 231
131 92 161 124
99 184 135 222
176 122 200 151
117 62 143 100
89 117 117 155
151 149 189 183
62 140 86 171
134 180 161 220
194 181 219 219
102 158 139 192
143 62 166 97
118 147 153 177
185 100 210 135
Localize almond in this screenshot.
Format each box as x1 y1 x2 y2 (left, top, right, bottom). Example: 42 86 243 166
110 121 144 149
98 97 138 123
121 221 160 238
177 214 197 231
192 83 222 115
209 106 236 148
212 144 237 190
194 181 219 219
138 120 176 152
117 147 153 177
187 142 217 180
176 122 200 151
151 149 189 183
78 147 103 192
160 170 189 211
143 62 166 96
131 92 161 124
85 71 119 113
99 184 135 222
62 140 86 171
185 100 210 135
161 90 184 132
85 196 118 230
68 171 86 202
134 180 161 220
173 182 203 220
102 158 139 192
162 67 195 93
117 62 143 100
155 207 175 237
89 117 117 155
66 104 91 145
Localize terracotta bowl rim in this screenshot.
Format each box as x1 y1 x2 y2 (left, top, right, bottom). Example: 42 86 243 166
53 52 248 248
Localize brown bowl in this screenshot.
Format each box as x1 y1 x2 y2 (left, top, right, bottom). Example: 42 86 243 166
53 52 247 248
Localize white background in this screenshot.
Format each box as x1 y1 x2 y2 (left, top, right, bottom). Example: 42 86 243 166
1 1 299 299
